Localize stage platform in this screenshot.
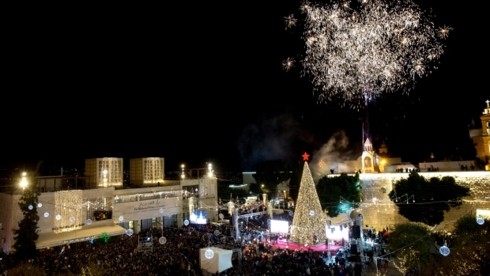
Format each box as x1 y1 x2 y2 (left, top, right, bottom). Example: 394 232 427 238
267 239 343 252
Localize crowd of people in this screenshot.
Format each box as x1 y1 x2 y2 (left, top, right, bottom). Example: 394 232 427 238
1 200 392 275
1 222 371 275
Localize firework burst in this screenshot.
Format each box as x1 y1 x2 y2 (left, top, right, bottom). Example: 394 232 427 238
292 0 449 109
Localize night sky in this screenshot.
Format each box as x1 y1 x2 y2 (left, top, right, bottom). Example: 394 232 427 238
2 1 487 175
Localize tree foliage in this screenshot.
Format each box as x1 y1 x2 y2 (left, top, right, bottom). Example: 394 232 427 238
13 186 40 262
316 172 361 217
425 214 490 275
389 171 470 226
387 222 436 275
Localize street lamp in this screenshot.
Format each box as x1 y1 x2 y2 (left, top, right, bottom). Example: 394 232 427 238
181 164 186 179
19 171 28 191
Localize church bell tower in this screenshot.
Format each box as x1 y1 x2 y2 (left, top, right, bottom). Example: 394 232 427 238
469 100 490 170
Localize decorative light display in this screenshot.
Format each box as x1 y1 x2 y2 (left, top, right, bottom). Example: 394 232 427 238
97 158 123 187
353 171 490 231
204 248 214 259
290 157 327 245
100 232 110 243
476 217 484 225
142 157 164 184
54 190 83 233
439 243 450 256
291 0 450 108
126 229 134 236
207 162 214 178
159 236 167 245
184 219 190 226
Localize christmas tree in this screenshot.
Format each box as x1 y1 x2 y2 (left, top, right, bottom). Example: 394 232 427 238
290 153 327 245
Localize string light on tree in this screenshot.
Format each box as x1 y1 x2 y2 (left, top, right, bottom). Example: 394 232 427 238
288 0 450 109
290 152 327 245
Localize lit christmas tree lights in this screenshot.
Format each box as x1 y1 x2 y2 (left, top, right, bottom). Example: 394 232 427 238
290 153 327 245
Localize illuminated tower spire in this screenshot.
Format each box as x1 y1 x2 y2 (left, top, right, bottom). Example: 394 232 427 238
290 153 327 245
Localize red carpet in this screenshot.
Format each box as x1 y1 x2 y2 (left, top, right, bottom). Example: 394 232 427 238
268 239 342 252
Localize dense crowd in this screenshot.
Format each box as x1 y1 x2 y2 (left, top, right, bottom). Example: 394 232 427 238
0 219 372 275
1 200 391 275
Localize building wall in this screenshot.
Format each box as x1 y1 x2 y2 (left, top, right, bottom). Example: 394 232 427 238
470 101 490 168
129 157 165 186
0 193 19 254
85 158 124 188
418 161 476 172
0 175 217 253
360 171 490 232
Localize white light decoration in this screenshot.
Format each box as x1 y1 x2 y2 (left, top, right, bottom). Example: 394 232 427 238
181 164 186 179
102 169 108 187
142 157 164 184
159 207 164 214
37 202 42 208
204 248 214 259
86 219 93 225
294 0 449 109
439 244 450 256
28 205 33 210
96 158 123 187
207 162 214 178
126 229 134 237
476 217 485 225
159 236 167 245
214 230 220 236
119 215 124 222
43 212 49 218
309 210 315 216
19 171 28 191
184 219 190 226
54 190 83 233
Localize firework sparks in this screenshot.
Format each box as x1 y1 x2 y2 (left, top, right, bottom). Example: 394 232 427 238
282 57 295 71
284 14 298 30
295 0 449 108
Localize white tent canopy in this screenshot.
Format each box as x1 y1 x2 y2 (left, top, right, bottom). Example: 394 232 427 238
199 247 233 274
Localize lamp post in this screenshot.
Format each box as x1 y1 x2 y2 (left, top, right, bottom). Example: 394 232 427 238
19 171 28 191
